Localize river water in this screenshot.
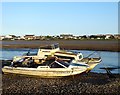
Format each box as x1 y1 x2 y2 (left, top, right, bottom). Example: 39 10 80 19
0 48 119 74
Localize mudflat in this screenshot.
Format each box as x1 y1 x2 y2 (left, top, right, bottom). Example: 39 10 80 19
1 40 119 52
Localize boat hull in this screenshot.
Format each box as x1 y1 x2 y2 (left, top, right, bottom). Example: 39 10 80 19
2 66 87 78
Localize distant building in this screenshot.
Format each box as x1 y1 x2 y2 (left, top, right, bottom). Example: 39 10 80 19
34 36 42 40
14 36 25 40
24 35 35 40
105 34 114 39
114 34 120 39
96 35 106 39
3 35 16 40
81 35 87 39
0 36 5 40
60 34 73 39
1 34 119 40
89 35 97 39
5 35 16 39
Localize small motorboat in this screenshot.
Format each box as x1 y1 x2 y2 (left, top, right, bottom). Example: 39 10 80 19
8 43 101 73
2 57 89 78
12 43 83 63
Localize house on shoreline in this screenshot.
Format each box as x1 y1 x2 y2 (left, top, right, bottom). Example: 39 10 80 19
0 34 119 41
24 35 35 40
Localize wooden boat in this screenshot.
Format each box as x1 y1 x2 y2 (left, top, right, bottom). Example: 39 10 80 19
2 57 88 78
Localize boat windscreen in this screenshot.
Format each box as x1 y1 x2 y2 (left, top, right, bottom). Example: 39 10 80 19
49 59 69 68
54 43 59 49
70 63 88 67
40 43 59 49
23 49 38 56
56 59 69 68
49 62 64 68
55 55 74 60
40 46 53 49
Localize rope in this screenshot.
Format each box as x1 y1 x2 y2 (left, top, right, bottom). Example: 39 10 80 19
100 61 115 78
85 51 99 58
84 51 101 63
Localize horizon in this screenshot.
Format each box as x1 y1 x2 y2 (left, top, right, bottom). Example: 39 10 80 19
1 33 119 37
1 2 118 36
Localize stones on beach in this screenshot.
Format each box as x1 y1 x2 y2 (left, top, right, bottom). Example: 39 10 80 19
2 73 120 95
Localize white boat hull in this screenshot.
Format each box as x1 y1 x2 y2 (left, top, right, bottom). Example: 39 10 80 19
2 66 87 78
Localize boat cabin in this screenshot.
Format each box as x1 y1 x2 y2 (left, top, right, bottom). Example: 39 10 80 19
37 43 60 58
12 56 70 69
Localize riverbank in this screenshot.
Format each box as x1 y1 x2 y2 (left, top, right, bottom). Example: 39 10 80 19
2 72 120 95
1 40 120 52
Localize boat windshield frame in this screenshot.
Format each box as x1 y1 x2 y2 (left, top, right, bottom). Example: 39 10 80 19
55 59 69 68
40 43 59 49
23 49 38 56
70 63 88 67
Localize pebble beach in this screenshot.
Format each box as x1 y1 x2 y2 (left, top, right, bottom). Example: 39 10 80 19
2 72 120 95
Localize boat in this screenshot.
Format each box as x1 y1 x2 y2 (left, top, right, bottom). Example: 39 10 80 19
12 43 83 63
2 57 89 78
11 43 102 72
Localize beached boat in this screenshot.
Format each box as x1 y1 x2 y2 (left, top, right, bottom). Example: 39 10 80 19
13 43 83 63
12 43 101 72
39 44 101 72
2 57 89 78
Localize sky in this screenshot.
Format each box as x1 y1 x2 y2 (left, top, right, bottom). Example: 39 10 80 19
1 2 118 36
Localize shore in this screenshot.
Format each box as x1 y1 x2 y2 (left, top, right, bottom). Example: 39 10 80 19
1 54 120 94
2 72 120 95
1 40 120 52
